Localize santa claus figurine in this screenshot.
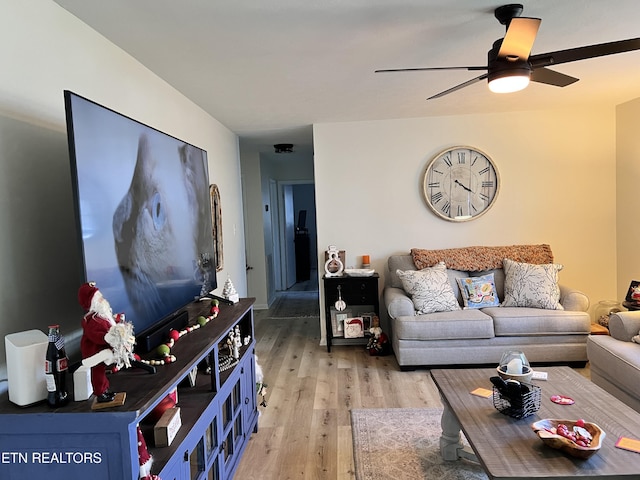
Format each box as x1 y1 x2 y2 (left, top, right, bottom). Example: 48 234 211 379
78 282 135 403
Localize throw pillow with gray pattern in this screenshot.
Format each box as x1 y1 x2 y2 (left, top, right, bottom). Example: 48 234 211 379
502 258 564 310
397 262 461 314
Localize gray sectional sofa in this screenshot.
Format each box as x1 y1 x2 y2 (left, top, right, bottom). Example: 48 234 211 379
383 252 591 369
587 311 640 412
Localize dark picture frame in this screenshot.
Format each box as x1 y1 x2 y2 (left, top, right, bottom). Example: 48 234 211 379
625 280 640 304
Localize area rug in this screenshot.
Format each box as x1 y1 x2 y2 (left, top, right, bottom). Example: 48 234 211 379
351 408 488 480
269 291 320 318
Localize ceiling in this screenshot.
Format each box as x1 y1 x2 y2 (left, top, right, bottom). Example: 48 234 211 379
53 0 640 155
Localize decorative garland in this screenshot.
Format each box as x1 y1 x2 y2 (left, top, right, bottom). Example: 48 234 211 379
134 300 220 366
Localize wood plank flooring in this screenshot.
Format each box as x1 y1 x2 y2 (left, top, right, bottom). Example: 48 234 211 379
235 307 589 479
235 310 441 479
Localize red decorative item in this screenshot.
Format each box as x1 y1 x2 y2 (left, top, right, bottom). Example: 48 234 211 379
146 389 178 424
551 395 575 405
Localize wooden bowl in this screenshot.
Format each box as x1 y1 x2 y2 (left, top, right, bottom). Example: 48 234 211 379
531 419 605 459
496 364 533 384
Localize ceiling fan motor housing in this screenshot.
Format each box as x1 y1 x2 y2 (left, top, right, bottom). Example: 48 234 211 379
487 39 531 83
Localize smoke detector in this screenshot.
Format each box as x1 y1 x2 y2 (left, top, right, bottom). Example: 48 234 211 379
274 143 294 153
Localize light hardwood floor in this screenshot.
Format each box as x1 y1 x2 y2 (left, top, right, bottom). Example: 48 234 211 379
235 308 441 479
234 306 588 479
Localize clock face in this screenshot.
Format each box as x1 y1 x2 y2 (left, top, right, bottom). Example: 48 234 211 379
423 146 500 222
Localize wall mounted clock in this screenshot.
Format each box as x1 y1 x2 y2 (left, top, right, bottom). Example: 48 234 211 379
422 146 500 222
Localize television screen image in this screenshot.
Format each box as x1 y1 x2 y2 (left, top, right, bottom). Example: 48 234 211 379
64 91 217 342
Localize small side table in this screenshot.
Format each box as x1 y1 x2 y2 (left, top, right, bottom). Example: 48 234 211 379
589 323 609 335
323 273 379 352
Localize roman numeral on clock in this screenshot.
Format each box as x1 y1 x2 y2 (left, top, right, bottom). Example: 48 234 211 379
431 192 443 204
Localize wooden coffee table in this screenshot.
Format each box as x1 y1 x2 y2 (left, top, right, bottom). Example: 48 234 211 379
431 367 640 479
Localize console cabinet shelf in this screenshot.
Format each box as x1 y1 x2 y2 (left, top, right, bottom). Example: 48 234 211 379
0 298 258 480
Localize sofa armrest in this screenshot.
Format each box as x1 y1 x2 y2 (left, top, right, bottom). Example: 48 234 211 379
609 311 640 342
383 287 415 319
559 284 589 312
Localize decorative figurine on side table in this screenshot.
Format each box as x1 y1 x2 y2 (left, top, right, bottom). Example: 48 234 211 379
227 325 242 359
222 275 240 304
366 316 391 356
78 282 135 409
324 245 344 277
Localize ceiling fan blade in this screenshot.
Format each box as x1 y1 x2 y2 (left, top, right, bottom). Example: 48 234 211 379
427 73 488 100
530 37 640 68
498 17 541 60
375 66 486 73
530 67 579 87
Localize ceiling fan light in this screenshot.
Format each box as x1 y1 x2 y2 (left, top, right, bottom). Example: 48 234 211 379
488 73 530 93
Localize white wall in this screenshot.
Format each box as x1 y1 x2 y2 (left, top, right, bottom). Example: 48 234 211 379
314 108 618 343
240 147 269 308
0 0 246 379
616 97 640 300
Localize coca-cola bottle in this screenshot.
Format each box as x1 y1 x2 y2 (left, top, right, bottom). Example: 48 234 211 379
44 324 69 407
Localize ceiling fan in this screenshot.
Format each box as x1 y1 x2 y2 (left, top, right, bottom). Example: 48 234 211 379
375 3 640 100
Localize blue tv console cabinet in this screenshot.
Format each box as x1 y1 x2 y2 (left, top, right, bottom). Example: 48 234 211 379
0 298 258 480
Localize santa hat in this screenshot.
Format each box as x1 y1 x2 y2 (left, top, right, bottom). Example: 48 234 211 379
78 282 99 311
137 425 156 480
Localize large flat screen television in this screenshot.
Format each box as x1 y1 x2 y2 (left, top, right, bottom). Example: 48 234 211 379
64 90 217 351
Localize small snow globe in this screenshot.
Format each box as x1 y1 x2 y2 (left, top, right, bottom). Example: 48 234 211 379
497 350 533 383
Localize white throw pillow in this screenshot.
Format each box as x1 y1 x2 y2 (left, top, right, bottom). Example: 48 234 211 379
396 262 461 314
502 258 564 310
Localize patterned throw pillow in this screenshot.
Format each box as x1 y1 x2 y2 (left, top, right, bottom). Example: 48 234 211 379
502 258 564 310
396 262 461 314
456 273 500 309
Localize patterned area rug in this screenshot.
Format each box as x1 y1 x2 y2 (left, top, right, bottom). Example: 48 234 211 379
351 408 488 480
269 291 320 318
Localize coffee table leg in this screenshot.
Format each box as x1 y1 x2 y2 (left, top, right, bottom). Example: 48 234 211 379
439 403 479 463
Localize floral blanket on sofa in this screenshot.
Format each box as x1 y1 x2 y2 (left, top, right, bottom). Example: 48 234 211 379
410 244 554 272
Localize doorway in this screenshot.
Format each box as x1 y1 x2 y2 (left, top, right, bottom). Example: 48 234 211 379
272 181 318 293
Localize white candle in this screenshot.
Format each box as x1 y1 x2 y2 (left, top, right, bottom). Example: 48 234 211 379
506 358 523 375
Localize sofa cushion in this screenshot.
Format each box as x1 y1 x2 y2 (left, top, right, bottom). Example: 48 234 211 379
387 255 418 289
396 263 461 314
456 273 500 309
393 309 494 341
485 306 590 336
501 258 564 310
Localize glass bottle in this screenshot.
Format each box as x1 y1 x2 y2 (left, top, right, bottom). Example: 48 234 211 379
594 300 623 328
45 324 69 407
